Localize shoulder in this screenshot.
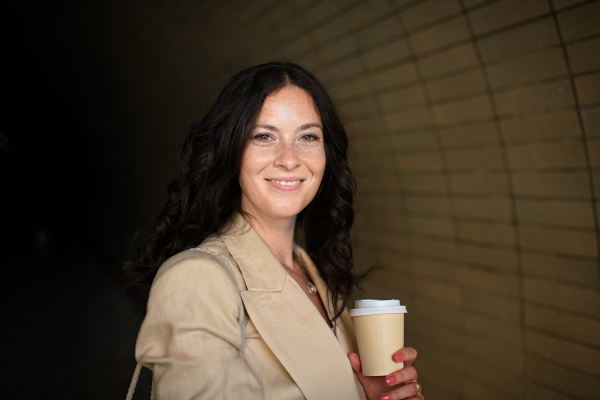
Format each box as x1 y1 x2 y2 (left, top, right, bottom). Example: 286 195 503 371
154 235 227 278
148 235 242 306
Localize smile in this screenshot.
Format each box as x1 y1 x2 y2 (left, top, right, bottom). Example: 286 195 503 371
269 180 302 186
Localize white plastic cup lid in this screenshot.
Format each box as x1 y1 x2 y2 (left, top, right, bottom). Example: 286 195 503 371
349 299 407 317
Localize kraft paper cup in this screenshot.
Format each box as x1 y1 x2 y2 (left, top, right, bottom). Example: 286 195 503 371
349 299 407 376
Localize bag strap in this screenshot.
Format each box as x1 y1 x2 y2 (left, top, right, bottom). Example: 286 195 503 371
126 247 247 399
126 363 154 400
193 247 249 354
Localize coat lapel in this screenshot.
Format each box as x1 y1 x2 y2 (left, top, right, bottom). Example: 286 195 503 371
298 248 359 356
220 215 360 400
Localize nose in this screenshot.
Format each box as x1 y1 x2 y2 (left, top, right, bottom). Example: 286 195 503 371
275 144 301 170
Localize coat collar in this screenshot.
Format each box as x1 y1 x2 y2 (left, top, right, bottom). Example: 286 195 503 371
220 214 361 400
220 213 286 292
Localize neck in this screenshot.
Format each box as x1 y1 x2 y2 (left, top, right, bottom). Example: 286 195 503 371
242 212 297 268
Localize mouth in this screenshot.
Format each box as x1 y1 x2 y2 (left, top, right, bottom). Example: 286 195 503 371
268 179 302 186
266 178 305 191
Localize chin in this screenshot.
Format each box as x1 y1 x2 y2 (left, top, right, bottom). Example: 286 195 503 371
267 203 308 219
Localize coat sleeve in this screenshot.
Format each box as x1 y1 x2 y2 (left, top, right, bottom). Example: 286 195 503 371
135 253 263 399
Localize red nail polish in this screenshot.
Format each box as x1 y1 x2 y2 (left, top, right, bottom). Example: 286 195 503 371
381 394 391 400
385 376 396 385
393 353 403 362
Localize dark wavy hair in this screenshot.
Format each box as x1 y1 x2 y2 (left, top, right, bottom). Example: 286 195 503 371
119 62 363 322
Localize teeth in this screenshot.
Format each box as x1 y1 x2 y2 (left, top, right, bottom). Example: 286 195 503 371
271 180 301 185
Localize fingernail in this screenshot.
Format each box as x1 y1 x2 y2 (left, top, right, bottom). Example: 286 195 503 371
381 394 391 400
393 352 403 362
385 375 396 385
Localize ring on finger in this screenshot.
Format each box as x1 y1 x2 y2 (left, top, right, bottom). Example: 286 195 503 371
414 382 421 396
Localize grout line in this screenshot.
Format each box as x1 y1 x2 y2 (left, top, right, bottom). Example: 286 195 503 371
458 1 531 399
346 0 417 306
340 0 404 302
415 288 600 322
526 378 581 400
388 1 469 399
284 6 600 77
549 0 600 287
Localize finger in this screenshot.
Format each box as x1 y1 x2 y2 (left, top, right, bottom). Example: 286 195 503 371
381 381 421 400
392 347 418 366
348 353 362 374
384 366 417 386
348 353 373 388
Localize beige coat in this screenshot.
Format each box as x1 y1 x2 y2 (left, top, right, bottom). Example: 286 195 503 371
136 214 368 399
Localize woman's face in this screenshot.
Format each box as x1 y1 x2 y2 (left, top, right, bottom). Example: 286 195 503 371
239 85 326 224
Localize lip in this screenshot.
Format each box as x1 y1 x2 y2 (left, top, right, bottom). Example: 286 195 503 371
266 177 305 191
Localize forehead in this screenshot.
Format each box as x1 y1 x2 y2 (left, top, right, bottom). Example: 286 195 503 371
258 86 321 122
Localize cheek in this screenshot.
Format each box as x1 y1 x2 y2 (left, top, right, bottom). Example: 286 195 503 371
239 149 259 180
239 170 258 206
238 159 256 193
238 148 273 195
241 146 273 170
313 148 327 177
310 153 326 199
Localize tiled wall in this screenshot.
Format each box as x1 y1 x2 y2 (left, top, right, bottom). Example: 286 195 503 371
60 0 600 398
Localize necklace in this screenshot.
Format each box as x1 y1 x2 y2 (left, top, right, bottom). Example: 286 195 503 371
281 262 318 295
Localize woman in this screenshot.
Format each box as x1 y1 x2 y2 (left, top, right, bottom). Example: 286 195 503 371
121 62 423 400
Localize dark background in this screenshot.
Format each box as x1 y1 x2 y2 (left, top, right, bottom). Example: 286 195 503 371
2 2 161 398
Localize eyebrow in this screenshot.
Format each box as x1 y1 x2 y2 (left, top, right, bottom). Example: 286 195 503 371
299 123 323 131
255 124 278 131
254 123 323 131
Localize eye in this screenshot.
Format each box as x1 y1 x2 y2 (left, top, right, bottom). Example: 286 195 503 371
253 133 273 142
300 134 319 141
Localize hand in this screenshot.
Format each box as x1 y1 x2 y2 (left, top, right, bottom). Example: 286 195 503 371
349 347 423 400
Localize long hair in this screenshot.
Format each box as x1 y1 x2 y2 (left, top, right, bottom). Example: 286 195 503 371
119 62 361 321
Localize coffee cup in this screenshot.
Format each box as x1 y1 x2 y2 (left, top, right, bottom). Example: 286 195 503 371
349 299 407 376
